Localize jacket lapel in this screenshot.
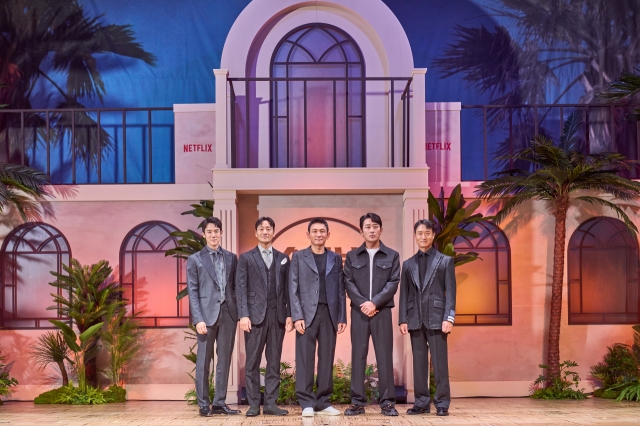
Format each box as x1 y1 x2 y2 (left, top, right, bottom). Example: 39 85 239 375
408 254 420 290
198 248 219 288
251 248 268 287
302 247 318 274
325 250 335 277
274 249 283 291
223 248 233 287
424 251 444 291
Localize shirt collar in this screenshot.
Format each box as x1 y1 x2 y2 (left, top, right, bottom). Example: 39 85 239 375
206 245 223 255
418 246 435 257
258 245 273 255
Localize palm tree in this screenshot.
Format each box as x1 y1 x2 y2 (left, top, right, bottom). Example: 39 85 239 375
0 0 156 165
0 162 50 221
475 112 640 380
599 68 640 120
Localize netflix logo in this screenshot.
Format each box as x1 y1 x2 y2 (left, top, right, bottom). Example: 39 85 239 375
426 142 452 151
183 144 213 152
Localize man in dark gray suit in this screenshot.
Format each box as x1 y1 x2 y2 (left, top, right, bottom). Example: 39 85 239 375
236 217 293 417
186 216 240 417
344 213 400 417
399 219 456 417
288 218 347 417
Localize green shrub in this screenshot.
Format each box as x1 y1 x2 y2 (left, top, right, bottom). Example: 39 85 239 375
590 343 639 391
0 351 18 404
34 384 125 404
530 360 587 400
103 385 126 403
259 361 297 405
616 381 640 401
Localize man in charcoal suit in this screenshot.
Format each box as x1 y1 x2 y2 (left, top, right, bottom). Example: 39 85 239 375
344 213 400 416
288 218 347 417
236 217 294 417
186 216 240 417
399 219 456 417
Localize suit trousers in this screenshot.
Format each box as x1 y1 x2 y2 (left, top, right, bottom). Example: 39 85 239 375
196 302 236 408
244 307 285 406
295 304 336 410
350 307 395 407
410 325 450 409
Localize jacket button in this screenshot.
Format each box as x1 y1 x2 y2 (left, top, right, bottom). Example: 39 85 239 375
315 290 318 294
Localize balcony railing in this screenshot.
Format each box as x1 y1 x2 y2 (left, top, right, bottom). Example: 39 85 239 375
0 107 174 184
461 104 640 181
228 76 413 168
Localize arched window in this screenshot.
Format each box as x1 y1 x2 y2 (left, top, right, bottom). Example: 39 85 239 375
120 221 189 327
568 217 639 324
271 23 365 168
453 222 511 325
1 223 71 329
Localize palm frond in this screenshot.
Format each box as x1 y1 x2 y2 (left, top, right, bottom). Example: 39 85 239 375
574 196 638 234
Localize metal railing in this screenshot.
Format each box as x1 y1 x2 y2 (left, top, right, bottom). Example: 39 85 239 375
0 107 175 184
228 76 412 168
461 104 640 181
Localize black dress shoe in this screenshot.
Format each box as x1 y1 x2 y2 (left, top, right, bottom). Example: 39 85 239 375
436 407 449 416
263 405 288 416
211 404 241 415
381 404 398 416
407 405 430 415
245 405 260 416
199 407 212 417
344 404 365 415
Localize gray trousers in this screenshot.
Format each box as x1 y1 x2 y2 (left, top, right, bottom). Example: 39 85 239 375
196 302 236 408
350 307 395 407
410 325 450 409
244 307 285 406
295 304 336 410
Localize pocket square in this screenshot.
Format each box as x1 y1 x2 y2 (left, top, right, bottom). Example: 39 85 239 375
281 258 288 265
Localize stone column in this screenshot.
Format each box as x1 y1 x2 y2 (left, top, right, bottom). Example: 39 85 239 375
212 188 239 402
402 188 430 403
213 69 229 169
425 102 462 186
410 69 427 167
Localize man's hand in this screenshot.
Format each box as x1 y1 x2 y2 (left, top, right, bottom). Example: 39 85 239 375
239 317 252 333
196 321 207 335
360 301 378 316
294 319 306 334
442 321 453 333
285 317 294 333
399 323 408 335
337 323 347 334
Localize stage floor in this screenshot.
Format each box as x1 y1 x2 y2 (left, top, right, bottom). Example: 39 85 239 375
2 399 640 425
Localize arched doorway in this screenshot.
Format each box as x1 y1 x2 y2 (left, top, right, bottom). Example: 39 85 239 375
270 24 366 168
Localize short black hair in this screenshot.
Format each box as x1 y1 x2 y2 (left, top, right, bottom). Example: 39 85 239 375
202 216 223 231
413 219 435 233
308 218 329 232
359 213 382 230
255 216 275 230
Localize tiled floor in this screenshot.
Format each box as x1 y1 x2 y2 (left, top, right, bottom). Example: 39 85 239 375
1 399 639 425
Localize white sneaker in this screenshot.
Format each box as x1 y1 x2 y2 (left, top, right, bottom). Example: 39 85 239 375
316 406 341 416
301 407 315 417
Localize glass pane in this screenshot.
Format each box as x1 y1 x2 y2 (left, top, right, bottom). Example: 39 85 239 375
15 254 57 319
274 42 293 63
289 46 314 63
455 254 498 315
348 117 363 167
582 248 627 313
342 43 360 62
297 28 335 61
320 45 345 62
134 253 178 318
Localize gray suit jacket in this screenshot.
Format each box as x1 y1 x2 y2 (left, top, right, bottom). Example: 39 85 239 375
398 249 456 330
236 246 291 325
187 246 238 326
288 247 346 330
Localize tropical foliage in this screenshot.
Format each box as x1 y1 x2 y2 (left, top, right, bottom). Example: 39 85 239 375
599 68 640 120
99 304 145 387
476 113 640 380
428 184 494 266
0 350 18 404
591 325 640 401
0 162 50 221
165 198 213 300
34 384 125 405
530 360 587 400
50 319 103 394
0 0 156 165
30 331 70 386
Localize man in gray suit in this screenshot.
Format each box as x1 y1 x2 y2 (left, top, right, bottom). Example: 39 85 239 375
186 216 240 417
344 213 400 417
288 218 347 417
399 219 456 417
236 217 293 417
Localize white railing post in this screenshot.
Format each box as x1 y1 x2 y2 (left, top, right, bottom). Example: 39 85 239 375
410 69 427 168
214 69 229 168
